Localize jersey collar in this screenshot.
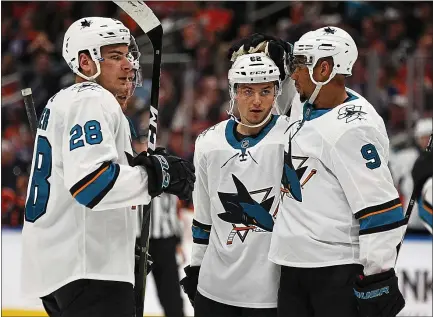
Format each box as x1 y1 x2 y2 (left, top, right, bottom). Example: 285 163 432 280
125 116 138 139
225 115 279 153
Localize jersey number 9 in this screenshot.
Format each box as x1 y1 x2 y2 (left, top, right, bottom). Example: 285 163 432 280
361 143 381 169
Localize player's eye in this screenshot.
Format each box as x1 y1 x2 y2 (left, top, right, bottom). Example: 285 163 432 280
242 89 253 97
261 89 272 96
110 55 122 60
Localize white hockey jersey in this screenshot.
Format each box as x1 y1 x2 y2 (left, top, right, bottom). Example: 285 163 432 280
419 178 432 233
21 82 152 298
269 88 406 276
191 115 289 308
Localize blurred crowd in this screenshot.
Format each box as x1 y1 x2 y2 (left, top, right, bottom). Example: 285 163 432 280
2 1 433 230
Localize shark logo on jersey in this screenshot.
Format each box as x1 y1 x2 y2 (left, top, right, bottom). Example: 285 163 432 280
281 153 317 201
280 133 318 202
337 105 367 123
218 174 275 245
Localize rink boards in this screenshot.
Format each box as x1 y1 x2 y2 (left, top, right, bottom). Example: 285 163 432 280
1 220 431 317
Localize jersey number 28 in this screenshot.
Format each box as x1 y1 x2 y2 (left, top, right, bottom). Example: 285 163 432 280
25 136 52 222
70 120 103 151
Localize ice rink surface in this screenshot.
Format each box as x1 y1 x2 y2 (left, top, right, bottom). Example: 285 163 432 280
2 210 432 316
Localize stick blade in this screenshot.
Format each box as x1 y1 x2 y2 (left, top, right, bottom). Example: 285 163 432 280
113 0 162 34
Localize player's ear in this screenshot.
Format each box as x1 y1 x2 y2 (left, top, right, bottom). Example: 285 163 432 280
318 60 327 79
78 50 94 74
234 84 240 100
319 57 334 80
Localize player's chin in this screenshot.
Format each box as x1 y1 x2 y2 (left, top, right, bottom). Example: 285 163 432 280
247 111 266 124
299 93 308 103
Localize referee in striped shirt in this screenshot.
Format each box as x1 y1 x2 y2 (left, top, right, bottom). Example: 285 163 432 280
138 193 184 317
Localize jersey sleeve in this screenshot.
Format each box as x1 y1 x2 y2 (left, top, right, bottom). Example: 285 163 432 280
190 139 212 267
330 126 407 275
419 178 432 234
62 92 152 211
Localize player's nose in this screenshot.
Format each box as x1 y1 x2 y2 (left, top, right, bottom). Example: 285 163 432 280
121 56 133 71
252 93 262 106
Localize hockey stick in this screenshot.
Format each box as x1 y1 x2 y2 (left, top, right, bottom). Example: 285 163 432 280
21 88 38 136
396 132 433 257
112 1 163 316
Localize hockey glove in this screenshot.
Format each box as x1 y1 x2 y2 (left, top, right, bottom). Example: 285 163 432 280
354 269 405 317
132 147 195 201
411 151 433 199
180 265 200 307
227 33 293 81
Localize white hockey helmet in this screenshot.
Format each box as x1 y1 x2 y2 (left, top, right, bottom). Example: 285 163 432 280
228 52 280 86
293 26 358 103
62 17 137 82
228 53 281 128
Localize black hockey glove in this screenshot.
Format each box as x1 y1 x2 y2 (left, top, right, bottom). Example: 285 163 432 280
354 269 405 317
180 265 200 307
411 151 433 199
227 33 293 81
132 147 195 201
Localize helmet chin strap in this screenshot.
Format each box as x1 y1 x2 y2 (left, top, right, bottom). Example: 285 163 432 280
228 106 273 128
114 82 135 100
227 83 281 128
307 68 336 105
75 57 139 101
75 60 102 82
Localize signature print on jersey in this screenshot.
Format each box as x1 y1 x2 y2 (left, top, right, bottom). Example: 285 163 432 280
218 174 276 245
337 105 367 123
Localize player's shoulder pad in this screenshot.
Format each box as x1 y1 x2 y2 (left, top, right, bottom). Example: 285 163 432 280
69 82 104 96
274 114 292 131
321 88 387 146
66 82 120 112
195 120 227 152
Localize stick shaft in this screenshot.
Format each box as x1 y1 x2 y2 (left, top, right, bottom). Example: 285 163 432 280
112 2 163 316
396 133 433 257
21 88 38 136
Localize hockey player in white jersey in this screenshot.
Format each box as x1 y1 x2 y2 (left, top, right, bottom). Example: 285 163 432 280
180 50 296 317
411 150 433 233
264 27 406 317
21 17 195 317
390 118 432 231
229 29 407 316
